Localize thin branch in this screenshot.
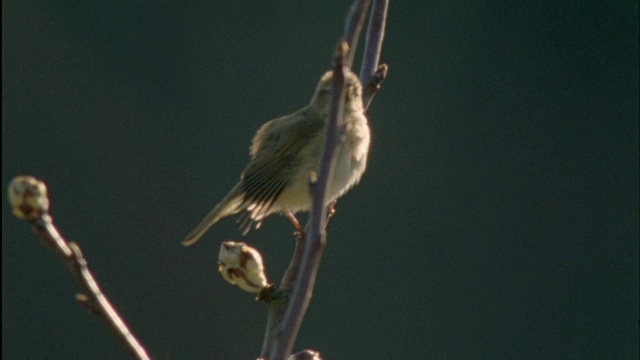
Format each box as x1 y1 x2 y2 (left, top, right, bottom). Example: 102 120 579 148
261 2 375 357
359 0 388 80
360 0 389 108
269 41 349 360
343 0 371 68
262 1 389 357
260 0 371 348
260 232 305 357
8 176 150 360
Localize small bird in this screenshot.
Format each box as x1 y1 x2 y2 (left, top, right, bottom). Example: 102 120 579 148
182 69 370 246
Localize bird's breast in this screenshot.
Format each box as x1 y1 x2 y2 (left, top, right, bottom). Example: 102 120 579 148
328 114 370 202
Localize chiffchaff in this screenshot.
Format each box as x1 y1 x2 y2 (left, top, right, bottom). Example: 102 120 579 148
182 69 370 246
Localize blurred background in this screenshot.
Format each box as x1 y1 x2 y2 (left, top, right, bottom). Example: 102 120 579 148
3 0 638 358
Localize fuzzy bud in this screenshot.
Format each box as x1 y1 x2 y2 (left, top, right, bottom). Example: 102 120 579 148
218 241 269 293
8 176 50 220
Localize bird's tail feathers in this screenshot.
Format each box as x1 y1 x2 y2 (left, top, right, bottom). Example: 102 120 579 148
181 184 244 246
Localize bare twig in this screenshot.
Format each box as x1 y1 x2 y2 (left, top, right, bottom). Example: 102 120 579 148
262 1 389 358
8 176 150 360
360 0 389 109
269 42 349 360
343 0 371 68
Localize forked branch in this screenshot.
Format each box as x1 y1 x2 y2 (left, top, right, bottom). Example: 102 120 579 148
266 1 389 359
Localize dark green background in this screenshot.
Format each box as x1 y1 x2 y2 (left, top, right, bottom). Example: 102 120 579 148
3 0 638 358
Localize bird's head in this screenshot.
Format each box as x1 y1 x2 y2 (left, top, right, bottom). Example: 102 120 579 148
310 69 364 116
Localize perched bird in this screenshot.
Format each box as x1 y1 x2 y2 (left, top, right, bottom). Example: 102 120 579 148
182 69 370 246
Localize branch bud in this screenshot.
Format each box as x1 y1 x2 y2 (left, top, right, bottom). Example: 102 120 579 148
218 241 269 293
7 176 50 220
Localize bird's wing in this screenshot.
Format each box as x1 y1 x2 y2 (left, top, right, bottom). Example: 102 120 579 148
241 109 324 218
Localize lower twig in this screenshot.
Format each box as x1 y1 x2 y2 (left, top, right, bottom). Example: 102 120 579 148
8 176 150 360
35 216 150 360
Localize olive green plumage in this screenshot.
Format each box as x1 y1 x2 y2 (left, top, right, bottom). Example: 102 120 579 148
182 70 370 246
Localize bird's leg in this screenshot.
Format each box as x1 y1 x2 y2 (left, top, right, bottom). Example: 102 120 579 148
286 201 337 240
286 211 306 240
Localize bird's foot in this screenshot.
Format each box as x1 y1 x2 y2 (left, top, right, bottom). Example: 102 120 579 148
286 211 306 240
